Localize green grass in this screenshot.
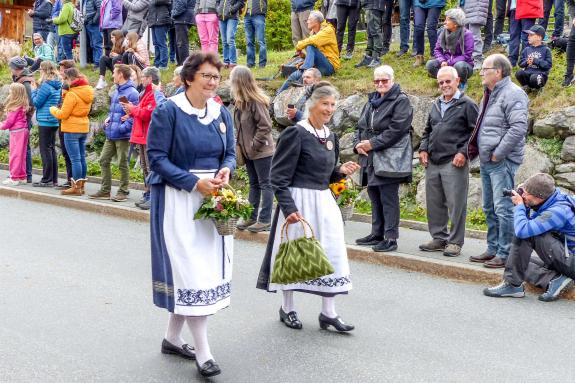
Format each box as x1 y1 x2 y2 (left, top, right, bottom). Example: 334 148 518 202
528 136 563 161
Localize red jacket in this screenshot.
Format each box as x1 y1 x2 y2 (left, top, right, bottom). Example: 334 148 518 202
515 0 543 19
129 84 165 145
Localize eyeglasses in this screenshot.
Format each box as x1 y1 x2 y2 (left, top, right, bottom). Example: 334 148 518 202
373 79 390 85
198 73 222 82
479 67 496 73
438 79 452 85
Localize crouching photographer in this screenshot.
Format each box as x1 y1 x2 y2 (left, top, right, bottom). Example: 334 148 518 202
484 173 575 302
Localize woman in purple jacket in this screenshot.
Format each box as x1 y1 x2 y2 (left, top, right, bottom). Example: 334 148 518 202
100 0 124 56
425 8 475 90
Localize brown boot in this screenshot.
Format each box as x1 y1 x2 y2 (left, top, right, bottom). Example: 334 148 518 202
413 54 424 67
76 179 86 195
60 179 82 196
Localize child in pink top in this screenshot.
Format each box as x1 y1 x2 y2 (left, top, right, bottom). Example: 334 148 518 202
0 83 30 186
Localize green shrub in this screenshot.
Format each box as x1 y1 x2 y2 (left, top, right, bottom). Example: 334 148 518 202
266 0 293 51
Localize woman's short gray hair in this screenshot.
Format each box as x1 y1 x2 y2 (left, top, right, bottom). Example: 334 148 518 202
445 8 466 27
306 82 340 109
309 10 325 23
373 65 394 81
174 66 183 76
142 66 161 85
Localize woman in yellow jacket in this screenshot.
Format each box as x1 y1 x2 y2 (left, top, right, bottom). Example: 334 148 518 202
50 68 94 196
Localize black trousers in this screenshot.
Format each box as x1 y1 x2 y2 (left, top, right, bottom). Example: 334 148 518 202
515 70 548 89
121 52 145 69
367 183 400 240
39 126 59 184
565 24 575 78
102 29 113 56
99 54 123 76
58 127 72 181
245 156 273 224
485 0 508 46
335 5 360 54
175 23 192 66
24 57 43 72
504 233 575 288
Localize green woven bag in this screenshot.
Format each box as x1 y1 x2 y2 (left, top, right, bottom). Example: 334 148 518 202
271 219 335 284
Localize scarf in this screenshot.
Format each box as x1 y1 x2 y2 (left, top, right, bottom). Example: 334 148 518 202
440 27 465 55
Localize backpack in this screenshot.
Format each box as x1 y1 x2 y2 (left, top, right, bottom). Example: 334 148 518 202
69 5 84 33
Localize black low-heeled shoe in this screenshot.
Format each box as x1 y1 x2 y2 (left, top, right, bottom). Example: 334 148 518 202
279 307 303 329
161 339 196 360
318 313 355 332
196 359 221 378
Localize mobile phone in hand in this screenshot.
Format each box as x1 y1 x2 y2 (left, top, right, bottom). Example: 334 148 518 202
119 96 129 103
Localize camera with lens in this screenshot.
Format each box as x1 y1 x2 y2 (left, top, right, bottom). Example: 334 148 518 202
502 187 524 197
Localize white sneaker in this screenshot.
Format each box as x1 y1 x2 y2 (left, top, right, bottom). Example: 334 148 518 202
95 78 107 90
2 178 20 186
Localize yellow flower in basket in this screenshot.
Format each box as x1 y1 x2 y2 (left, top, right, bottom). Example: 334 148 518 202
221 188 237 202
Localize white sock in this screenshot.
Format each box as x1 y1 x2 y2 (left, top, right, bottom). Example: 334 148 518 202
321 297 337 318
164 313 186 348
282 290 295 313
186 316 213 366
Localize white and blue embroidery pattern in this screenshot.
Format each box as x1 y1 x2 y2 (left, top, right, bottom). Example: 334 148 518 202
177 282 231 306
303 275 351 288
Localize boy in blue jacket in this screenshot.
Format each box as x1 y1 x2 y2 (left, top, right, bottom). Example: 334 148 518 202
515 25 552 90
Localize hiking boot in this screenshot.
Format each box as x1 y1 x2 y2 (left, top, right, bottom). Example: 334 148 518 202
138 198 151 210
237 218 257 231
538 275 574 302
343 51 353 60
247 222 271 233
373 239 398 252
354 55 372 68
135 192 150 207
443 243 462 257
88 190 111 200
483 281 525 298
61 179 82 196
419 239 447 252
367 57 381 68
112 191 129 202
395 49 409 58
562 75 574 87
355 234 383 246
469 251 495 263
413 55 425 67
484 256 506 268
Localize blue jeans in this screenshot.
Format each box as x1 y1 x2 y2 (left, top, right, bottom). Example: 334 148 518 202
540 0 565 38
244 15 267 67
277 45 334 94
59 34 76 60
63 133 87 180
152 25 169 68
414 6 441 55
399 0 413 51
508 10 535 65
480 159 519 260
85 24 103 63
219 19 239 65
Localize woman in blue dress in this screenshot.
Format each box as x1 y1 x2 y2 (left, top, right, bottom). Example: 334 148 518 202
147 51 235 378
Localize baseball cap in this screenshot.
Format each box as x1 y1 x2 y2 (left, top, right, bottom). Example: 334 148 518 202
524 25 546 38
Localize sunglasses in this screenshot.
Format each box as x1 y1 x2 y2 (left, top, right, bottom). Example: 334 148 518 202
373 79 390 85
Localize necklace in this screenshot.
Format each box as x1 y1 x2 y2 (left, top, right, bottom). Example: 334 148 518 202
309 120 327 145
185 92 208 119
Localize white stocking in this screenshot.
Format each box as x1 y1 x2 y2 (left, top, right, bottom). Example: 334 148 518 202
321 297 337 318
165 313 186 347
186 316 213 365
282 290 295 313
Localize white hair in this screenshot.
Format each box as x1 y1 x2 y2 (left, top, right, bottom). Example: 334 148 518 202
373 65 394 81
174 66 183 76
309 10 325 23
437 66 459 79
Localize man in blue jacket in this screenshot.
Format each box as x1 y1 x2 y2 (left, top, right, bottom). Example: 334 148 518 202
484 173 575 302
89 64 140 202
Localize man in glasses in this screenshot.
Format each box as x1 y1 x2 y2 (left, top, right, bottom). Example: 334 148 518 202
484 173 575 302
418 66 478 257
467 53 529 268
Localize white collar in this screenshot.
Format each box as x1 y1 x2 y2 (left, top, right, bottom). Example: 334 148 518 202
169 92 221 125
298 119 331 138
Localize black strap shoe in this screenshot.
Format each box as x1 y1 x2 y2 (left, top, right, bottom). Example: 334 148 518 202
161 339 196 360
279 307 303 329
196 359 221 378
318 313 355 332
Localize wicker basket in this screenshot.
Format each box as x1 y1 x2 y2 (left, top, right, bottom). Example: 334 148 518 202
213 217 239 236
340 204 354 221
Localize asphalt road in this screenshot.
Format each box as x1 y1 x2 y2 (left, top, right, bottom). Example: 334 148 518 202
1 196 574 383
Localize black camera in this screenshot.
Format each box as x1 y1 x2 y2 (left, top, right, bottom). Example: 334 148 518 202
502 187 524 197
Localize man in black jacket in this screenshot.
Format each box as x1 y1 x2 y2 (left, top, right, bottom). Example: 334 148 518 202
28 0 53 41
354 0 393 68
418 66 479 257
148 0 173 69
172 0 195 65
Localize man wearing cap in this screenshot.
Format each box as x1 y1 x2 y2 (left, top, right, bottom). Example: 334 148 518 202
515 25 552 91
484 173 575 302
9 57 35 183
